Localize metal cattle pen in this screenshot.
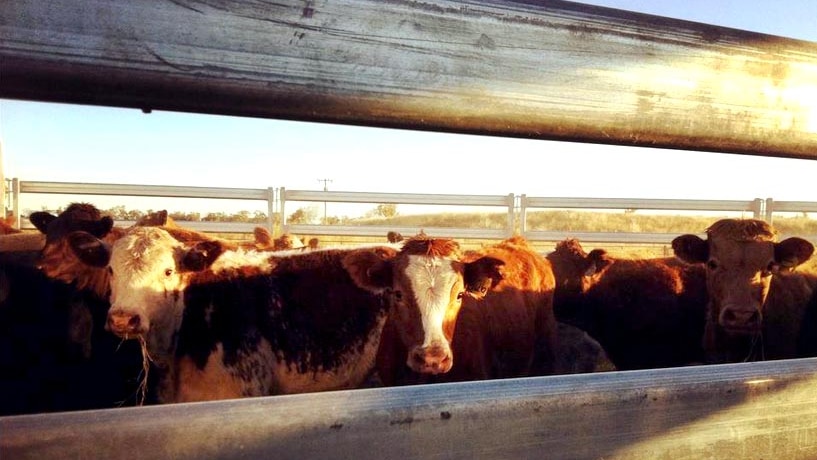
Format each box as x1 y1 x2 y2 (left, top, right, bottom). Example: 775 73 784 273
10 178 817 246
2 0 817 458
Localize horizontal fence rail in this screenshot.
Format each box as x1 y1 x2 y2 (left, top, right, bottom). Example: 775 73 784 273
520 195 766 244
4 359 817 459
7 178 817 245
3 0 817 457
3 0 817 160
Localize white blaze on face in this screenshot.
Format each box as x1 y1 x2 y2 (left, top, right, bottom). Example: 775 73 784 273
404 254 461 348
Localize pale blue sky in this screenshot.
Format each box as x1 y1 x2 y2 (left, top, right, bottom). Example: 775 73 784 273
1 1 816 216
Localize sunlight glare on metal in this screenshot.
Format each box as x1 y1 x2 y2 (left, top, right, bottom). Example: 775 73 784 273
744 378 775 385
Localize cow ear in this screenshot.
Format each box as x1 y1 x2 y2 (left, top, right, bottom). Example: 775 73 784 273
585 249 612 276
181 240 224 272
89 216 115 238
775 237 815 269
464 256 505 299
67 231 111 267
253 227 273 248
343 246 397 293
29 211 57 234
672 234 709 264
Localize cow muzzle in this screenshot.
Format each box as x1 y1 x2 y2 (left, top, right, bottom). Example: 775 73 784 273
718 305 762 335
106 310 147 337
407 344 453 374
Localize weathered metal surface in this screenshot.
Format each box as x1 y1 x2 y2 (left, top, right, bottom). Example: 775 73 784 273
1 0 816 159
3 359 817 459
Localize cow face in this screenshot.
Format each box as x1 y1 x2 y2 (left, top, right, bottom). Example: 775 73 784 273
69 227 224 359
673 219 814 336
31 204 117 296
346 236 504 375
546 239 612 311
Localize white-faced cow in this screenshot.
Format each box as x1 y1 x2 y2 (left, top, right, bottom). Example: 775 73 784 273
546 238 708 370
673 218 817 363
68 226 398 403
343 234 559 385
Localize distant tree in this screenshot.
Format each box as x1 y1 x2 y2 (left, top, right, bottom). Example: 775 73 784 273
170 211 201 221
288 206 319 225
105 205 128 219
232 210 251 223
373 203 398 219
203 212 229 222
251 211 269 224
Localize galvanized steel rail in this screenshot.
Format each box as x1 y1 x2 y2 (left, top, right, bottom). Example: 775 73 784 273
10 178 811 244
3 359 817 459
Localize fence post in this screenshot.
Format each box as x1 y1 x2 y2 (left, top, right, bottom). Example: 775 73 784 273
751 198 763 220
518 194 527 237
505 193 515 237
266 187 276 236
279 187 288 234
765 197 774 224
11 178 19 228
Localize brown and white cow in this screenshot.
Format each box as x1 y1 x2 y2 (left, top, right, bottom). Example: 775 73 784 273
68 226 397 403
344 234 559 385
546 238 708 370
672 218 817 363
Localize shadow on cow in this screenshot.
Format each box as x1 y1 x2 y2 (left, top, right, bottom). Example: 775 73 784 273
546 238 708 371
673 218 817 363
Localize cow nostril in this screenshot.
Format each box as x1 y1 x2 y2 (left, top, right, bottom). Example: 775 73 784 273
410 350 426 367
128 315 141 329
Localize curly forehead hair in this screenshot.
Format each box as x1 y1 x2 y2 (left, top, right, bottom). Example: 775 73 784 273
706 218 778 242
61 202 103 221
400 234 461 258
553 238 587 256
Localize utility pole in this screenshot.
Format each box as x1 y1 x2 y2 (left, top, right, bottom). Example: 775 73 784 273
317 178 332 224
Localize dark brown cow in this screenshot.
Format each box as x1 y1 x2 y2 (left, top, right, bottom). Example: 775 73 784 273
546 238 708 370
673 218 817 363
0 204 148 414
344 234 559 385
68 226 398 403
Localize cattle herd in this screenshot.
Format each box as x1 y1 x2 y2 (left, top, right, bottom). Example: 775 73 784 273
1 202 817 416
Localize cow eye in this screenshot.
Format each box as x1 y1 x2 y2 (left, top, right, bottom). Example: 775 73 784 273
164 268 174 277
393 290 403 301
706 260 719 271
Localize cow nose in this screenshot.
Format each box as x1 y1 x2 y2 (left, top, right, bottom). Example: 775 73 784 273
719 306 762 333
408 345 453 374
106 311 144 336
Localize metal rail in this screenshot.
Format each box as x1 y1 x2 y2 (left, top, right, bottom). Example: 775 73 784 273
4 359 817 459
8 178 816 244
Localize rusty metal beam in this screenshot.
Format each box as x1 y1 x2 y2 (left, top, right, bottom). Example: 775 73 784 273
1 0 816 159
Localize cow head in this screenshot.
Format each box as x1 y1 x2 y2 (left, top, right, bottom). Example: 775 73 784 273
67 226 226 359
345 235 504 375
673 219 814 337
30 203 119 298
545 239 612 316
